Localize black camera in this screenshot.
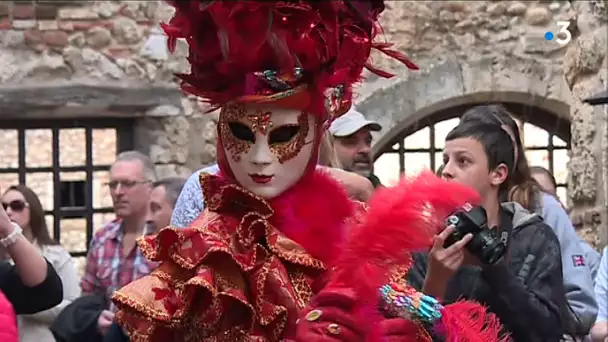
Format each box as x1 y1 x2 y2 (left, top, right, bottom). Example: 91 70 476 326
443 204 507 265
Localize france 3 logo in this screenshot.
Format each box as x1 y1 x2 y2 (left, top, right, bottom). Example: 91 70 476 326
544 21 573 46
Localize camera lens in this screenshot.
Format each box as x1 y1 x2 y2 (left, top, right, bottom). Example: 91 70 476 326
469 230 507 265
483 243 506 265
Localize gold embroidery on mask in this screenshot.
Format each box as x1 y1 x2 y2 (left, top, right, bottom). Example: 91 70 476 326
248 110 273 134
220 104 250 162
221 104 310 164
271 112 310 164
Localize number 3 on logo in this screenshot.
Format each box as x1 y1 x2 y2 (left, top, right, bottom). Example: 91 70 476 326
556 21 572 45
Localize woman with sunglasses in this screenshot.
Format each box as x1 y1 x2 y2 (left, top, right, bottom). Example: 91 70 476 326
0 185 68 341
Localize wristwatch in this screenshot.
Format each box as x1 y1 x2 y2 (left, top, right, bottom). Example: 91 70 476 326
0 222 23 248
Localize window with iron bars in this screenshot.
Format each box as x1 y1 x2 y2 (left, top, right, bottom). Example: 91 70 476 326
0 118 134 275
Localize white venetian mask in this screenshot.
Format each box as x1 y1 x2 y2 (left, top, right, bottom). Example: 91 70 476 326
219 103 316 199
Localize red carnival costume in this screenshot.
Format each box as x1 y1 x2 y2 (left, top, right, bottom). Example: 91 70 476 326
112 1 505 341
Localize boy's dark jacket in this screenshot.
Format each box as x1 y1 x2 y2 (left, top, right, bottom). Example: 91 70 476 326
407 202 571 342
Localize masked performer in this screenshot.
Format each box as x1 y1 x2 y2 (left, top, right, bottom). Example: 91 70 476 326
112 1 504 341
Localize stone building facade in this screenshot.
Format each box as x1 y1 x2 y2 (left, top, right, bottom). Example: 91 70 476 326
0 0 606 257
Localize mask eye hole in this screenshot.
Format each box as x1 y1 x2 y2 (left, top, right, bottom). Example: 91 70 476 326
228 122 255 143
269 125 300 145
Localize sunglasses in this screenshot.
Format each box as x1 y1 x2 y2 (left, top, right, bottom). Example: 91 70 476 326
2 200 28 212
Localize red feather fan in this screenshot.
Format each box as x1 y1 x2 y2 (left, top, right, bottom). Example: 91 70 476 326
330 171 480 300
327 171 508 341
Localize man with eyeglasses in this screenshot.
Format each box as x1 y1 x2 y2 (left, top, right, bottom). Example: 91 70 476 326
80 151 158 336
103 176 187 342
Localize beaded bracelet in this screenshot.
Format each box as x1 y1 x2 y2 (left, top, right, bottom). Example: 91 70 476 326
379 282 443 323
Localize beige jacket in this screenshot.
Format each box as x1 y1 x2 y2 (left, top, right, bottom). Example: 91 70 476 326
17 244 81 342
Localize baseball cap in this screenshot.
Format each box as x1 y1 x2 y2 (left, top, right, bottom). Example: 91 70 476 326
328 107 382 137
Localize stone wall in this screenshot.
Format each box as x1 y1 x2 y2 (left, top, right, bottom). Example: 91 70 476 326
0 0 218 178
375 1 575 67
563 0 608 247
357 0 577 106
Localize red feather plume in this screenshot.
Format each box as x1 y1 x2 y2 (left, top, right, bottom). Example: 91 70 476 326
438 301 508 342
328 171 481 337
330 171 480 291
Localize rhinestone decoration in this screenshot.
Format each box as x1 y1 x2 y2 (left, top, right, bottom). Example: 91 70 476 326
254 67 304 92
324 85 345 118
327 323 341 335
305 309 323 322
248 110 273 134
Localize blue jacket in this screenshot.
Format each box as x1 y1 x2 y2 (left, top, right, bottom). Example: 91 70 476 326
170 164 220 228
538 192 598 333
595 248 608 323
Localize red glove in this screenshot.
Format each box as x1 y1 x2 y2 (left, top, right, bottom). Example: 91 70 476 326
380 318 423 342
295 288 422 342
295 287 364 341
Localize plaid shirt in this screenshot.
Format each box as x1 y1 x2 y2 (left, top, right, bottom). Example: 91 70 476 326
80 219 157 309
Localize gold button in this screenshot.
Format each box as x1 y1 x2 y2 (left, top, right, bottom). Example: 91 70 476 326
327 323 341 335
305 309 323 322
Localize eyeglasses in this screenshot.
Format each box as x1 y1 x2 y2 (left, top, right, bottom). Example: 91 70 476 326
105 180 150 190
2 200 28 212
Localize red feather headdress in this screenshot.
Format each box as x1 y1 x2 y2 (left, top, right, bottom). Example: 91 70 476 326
161 0 418 121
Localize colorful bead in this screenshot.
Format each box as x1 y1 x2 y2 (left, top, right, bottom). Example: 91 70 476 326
379 282 443 324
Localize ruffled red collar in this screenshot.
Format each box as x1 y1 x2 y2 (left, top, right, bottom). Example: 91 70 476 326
202 170 355 265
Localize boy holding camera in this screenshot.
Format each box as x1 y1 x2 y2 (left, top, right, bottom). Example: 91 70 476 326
407 113 570 341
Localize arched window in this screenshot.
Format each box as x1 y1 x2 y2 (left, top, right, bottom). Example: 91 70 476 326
373 107 570 205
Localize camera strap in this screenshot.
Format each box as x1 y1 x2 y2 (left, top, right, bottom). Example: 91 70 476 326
498 209 514 263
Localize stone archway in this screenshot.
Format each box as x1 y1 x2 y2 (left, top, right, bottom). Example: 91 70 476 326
353 54 608 247
354 55 572 155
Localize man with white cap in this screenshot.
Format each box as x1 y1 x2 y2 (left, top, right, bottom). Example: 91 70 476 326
329 107 383 188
